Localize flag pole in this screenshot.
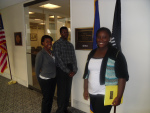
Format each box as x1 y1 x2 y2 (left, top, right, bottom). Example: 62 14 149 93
114 106 116 113
6 46 12 80
6 45 17 85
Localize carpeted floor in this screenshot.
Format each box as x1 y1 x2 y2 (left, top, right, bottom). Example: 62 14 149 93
0 75 85 113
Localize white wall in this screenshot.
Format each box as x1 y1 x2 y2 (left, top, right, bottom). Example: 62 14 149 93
0 0 33 9
0 1 32 86
71 0 150 113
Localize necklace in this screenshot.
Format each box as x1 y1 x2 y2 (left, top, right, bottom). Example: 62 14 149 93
44 48 55 61
46 50 55 60
45 50 52 56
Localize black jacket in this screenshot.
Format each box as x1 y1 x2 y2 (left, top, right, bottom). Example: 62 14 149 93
83 44 129 85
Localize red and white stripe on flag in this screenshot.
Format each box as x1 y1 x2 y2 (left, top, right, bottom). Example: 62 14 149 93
0 29 7 73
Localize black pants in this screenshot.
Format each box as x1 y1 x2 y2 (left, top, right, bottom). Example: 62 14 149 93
38 77 56 113
56 67 73 113
89 94 112 113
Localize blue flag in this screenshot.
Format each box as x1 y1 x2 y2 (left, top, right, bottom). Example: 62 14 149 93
93 0 100 49
0 14 4 30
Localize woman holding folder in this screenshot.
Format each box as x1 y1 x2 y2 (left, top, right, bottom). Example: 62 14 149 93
83 27 129 113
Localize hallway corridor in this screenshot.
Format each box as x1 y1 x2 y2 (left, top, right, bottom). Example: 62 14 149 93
0 76 85 113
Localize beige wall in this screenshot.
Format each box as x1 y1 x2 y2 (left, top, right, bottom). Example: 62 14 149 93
0 2 32 86
0 0 33 9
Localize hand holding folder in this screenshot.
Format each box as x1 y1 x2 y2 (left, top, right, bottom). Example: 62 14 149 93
104 85 123 106
112 96 122 106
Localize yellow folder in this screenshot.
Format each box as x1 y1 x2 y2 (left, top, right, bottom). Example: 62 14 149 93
104 85 123 106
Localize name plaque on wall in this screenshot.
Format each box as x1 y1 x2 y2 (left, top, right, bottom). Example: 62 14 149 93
75 27 93 50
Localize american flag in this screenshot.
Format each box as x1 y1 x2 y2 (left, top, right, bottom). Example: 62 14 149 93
0 14 7 73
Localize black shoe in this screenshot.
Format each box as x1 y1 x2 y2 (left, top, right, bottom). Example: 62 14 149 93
64 109 72 113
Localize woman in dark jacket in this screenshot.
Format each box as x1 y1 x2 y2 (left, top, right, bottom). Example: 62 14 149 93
35 35 56 113
83 27 129 113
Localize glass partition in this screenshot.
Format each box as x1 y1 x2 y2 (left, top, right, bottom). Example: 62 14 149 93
25 0 70 90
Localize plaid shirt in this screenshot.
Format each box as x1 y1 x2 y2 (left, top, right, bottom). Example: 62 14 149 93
53 38 78 74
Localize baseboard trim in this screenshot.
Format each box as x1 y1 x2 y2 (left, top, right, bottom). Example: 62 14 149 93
73 99 90 113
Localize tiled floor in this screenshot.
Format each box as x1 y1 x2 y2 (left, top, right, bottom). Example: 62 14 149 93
0 75 85 113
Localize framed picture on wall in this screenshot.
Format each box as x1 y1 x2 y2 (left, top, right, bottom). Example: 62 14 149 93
30 33 37 41
75 27 93 50
14 32 22 46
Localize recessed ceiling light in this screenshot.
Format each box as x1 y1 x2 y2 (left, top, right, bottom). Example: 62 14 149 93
47 29 51 34
39 3 61 9
34 19 41 20
29 12 34 14
40 23 45 25
68 28 71 32
49 16 62 18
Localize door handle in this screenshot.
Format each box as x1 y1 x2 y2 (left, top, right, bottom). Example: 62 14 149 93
26 52 32 54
